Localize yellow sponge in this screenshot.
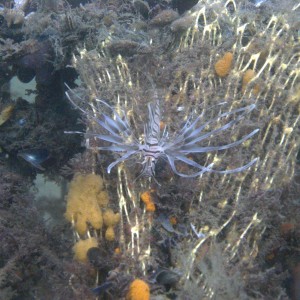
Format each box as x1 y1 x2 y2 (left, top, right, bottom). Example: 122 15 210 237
103 209 120 241
105 226 116 241
73 237 98 262
103 209 120 227
65 173 109 235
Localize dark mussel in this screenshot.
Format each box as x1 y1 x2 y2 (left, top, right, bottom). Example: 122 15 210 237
91 281 113 296
150 267 181 286
17 148 50 171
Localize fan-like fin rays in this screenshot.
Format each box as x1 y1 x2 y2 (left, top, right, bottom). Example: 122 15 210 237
65 84 259 180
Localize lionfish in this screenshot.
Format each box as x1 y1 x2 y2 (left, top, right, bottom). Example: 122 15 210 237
65 86 259 179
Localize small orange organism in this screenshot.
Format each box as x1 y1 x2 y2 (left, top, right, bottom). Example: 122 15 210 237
126 279 150 300
114 247 121 255
159 121 165 131
169 216 177 225
280 223 295 238
242 69 260 94
140 190 156 212
214 52 233 77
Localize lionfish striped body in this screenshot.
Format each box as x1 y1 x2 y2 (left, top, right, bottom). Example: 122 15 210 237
139 99 165 177
65 87 259 180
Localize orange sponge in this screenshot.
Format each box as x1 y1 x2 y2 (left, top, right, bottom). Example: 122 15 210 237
214 52 233 77
140 190 156 212
73 237 98 262
126 279 150 300
242 69 260 94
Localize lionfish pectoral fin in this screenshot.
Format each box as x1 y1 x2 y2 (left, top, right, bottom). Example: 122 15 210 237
179 129 259 153
107 150 137 173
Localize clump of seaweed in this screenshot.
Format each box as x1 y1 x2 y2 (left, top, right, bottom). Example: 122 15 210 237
0 164 95 299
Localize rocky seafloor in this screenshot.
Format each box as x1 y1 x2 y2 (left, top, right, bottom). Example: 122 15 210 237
0 0 299 299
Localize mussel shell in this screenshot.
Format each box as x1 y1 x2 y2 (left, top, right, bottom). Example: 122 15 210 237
150 267 181 286
17 67 35 83
35 64 54 85
157 213 175 233
133 0 149 18
17 148 49 170
172 0 199 14
91 281 113 295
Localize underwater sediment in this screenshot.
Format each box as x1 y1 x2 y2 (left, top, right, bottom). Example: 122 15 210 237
0 0 299 299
